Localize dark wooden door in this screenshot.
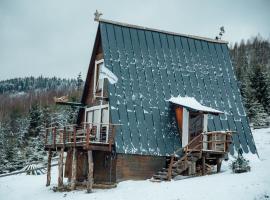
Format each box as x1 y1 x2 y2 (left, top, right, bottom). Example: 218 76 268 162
189 112 203 142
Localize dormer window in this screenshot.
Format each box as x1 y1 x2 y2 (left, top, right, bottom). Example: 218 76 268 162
94 59 105 98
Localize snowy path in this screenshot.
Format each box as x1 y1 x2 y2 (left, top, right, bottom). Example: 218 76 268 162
0 128 270 200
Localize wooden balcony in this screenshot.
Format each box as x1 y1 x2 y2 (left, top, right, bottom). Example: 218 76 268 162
44 123 118 152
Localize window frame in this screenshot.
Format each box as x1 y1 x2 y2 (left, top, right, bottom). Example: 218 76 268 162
93 59 105 98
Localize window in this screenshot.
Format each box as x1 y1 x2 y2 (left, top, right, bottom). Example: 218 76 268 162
85 104 110 142
94 59 105 98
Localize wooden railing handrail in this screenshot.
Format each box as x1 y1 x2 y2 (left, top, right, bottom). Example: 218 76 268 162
173 133 203 155
44 123 119 150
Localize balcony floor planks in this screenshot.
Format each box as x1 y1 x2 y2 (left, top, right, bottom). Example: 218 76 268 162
45 143 113 152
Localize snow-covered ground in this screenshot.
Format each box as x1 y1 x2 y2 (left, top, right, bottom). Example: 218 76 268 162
1 128 270 200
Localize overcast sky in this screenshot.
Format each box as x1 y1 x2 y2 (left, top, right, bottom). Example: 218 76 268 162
0 0 269 81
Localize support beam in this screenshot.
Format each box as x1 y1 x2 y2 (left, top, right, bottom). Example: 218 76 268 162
217 158 222 173
58 148 64 188
202 155 206 175
87 150 94 193
46 149 52 186
70 148 77 190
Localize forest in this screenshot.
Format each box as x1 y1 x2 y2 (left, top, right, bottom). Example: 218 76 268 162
0 35 269 174
0 75 83 173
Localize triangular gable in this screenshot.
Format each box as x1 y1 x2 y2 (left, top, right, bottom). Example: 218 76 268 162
87 20 257 156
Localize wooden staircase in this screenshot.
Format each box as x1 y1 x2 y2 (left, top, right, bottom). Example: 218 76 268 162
151 131 232 181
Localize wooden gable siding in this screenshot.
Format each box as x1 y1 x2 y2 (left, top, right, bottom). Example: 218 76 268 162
115 154 166 182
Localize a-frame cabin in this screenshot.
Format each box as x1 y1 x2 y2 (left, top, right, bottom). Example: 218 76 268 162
44 18 257 190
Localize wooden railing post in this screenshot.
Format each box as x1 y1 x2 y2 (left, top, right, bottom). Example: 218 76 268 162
109 125 116 152
86 124 90 149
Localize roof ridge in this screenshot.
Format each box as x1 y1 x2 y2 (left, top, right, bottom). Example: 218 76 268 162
98 18 228 44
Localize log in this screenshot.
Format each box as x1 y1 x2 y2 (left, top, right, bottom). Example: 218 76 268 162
46 149 52 186
87 150 94 193
58 148 64 187
70 148 77 190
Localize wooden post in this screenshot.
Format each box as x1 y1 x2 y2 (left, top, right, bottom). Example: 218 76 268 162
70 148 77 190
217 158 222 173
86 124 90 149
167 155 174 181
87 150 94 193
58 148 64 188
46 149 52 186
202 155 206 175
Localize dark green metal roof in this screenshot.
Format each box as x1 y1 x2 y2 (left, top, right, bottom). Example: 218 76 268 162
99 20 257 156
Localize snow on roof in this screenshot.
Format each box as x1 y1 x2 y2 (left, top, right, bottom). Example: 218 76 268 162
168 96 224 114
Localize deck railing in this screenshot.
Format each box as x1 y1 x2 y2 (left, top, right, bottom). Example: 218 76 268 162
173 131 232 156
167 131 232 180
45 122 118 151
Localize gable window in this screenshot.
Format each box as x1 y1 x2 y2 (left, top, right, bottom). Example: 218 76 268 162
94 59 105 98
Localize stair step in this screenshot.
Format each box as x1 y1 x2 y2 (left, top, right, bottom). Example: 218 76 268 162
153 174 169 180
157 171 168 175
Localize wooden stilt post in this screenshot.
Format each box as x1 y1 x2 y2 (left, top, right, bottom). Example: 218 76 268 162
87 150 94 193
46 149 52 186
202 155 206 176
58 148 64 188
217 158 222 173
70 148 77 190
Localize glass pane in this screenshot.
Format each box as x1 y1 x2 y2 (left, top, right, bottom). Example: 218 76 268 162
87 111 93 123
101 107 109 123
93 109 100 124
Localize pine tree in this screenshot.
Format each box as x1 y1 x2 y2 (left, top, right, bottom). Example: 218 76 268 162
241 76 259 120
77 72 83 91
249 64 270 114
28 104 42 137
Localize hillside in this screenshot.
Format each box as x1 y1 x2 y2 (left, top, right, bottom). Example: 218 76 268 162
0 128 269 200
0 76 84 173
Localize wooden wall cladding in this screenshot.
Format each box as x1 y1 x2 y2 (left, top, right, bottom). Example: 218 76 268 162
93 151 116 184
116 154 166 182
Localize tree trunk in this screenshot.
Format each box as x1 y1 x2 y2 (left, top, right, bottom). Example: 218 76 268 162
46 149 52 187
87 150 94 193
